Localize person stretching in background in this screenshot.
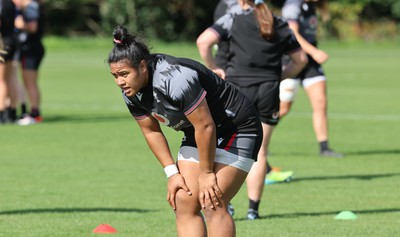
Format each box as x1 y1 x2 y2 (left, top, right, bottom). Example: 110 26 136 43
197 0 307 220
279 0 343 157
13 0 45 125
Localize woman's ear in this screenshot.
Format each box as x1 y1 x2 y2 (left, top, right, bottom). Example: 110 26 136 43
139 60 147 74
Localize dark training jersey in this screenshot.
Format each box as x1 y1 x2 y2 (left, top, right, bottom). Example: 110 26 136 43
0 0 16 37
282 0 318 46
18 1 44 45
122 54 260 138
0 0 17 61
210 8 301 86
213 0 241 69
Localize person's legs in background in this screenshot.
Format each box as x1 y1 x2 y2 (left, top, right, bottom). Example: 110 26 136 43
245 122 274 220
17 47 44 126
303 77 343 158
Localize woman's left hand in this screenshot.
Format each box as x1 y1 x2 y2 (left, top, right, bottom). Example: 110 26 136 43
198 172 223 210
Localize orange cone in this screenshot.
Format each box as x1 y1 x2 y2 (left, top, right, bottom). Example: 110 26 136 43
93 224 117 233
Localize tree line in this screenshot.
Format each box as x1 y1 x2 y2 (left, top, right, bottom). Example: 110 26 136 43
41 0 399 41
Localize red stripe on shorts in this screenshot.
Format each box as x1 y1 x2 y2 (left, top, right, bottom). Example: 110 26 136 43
224 133 237 151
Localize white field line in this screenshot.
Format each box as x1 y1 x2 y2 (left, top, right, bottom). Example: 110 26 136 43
289 112 400 121
45 103 400 121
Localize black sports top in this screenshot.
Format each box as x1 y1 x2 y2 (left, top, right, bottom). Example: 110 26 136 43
0 0 16 37
210 8 301 86
282 0 318 46
18 1 44 44
122 54 259 137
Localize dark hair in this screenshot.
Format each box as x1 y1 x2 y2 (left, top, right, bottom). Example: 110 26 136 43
247 0 274 40
107 25 151 68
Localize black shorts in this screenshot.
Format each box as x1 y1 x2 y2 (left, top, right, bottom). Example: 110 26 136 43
181 102 263 161
282 55 325 81
297 56 325 80
1 36 17 62
232 80 280 125
20 42 45 70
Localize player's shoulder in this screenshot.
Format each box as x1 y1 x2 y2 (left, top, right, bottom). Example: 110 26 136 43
282 0 303 20
152 54 199 91
27 1 40 10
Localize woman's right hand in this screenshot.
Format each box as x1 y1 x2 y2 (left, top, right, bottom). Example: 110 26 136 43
167 173 192 210
312 49 329 64
14 15 24 30
212 68 226 79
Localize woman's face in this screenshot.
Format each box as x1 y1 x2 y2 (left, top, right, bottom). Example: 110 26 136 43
110 60 148 97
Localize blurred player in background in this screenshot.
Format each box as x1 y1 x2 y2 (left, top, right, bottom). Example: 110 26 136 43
197 0 307 220
279 0 343 157
0 0 18 124
212 0 300 185
13 0 45 125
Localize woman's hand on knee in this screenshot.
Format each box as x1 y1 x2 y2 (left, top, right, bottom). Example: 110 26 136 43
198 172 223 210
167 174 192 210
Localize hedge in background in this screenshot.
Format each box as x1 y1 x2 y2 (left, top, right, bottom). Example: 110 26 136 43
41 0 399 41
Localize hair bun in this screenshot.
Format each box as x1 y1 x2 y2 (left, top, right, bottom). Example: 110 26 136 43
112 25 128 45
113 38 122 44
112 25 137 46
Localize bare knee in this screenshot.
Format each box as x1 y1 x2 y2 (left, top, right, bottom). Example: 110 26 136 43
202 204 230 222
279 101 292 118
175 189 201 218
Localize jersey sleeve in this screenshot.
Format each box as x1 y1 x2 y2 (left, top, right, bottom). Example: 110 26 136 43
209 12 234 41
284 32 302 54
282 0 302 21
167 66 207 116
23 2 40 22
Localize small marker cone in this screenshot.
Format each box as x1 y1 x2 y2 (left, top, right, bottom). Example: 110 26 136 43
334 211 358 220
93 224 117 233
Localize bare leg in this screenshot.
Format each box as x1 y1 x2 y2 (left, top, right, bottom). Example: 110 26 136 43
304 80 328 142
175 161 206 237
279 100 293 118
22 68 40 113
5 61 20 108
245 123 274 215
176 161 247 237
0 63 7 111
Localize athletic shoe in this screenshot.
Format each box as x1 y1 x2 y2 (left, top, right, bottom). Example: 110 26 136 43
320 149 344 158
6 107 17 123
34 116 43 123
246 209 260 220
265 170 294 184
18 114 43 126
227 203 235 216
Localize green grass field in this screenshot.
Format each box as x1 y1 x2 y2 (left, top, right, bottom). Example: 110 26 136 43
1 37 399 237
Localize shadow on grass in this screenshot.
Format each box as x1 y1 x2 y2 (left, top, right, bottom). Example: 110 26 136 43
280 149 400 157
0 207 157 215
235 208 400 221
41 114 130 124
292 172 400 182
345 149 400 156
